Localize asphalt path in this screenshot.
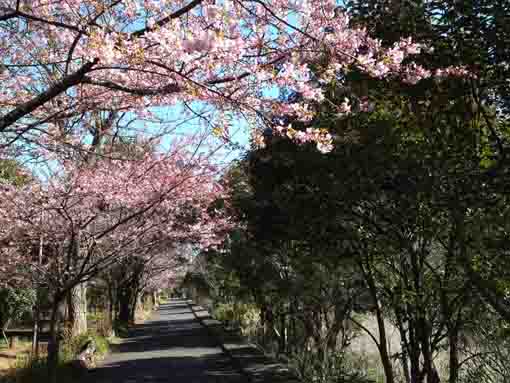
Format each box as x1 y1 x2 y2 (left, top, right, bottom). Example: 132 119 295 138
91 300 244 383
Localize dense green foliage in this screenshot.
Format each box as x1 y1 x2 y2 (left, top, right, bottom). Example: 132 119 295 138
0 289 36 330
198 1 510 382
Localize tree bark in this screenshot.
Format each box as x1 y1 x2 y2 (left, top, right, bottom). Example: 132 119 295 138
31 300 40 357
47 297 62 383
67 230 88 337
69 282 88 337
361 260 395 383
448 327 459 383
152 291 158 309
117 288 131 324
0 59 98 132
132 291 143 322
107 281 116 330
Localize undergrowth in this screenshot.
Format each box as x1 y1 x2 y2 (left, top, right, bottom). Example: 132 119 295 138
0 330 109 383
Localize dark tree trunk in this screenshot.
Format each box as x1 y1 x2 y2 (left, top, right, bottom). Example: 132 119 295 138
152 291 158 309
107 282 116 329
130 291 142 323
279 311 286 355
395 314 411 383
448 327 459 383
362 261 395 383
117 283 139 325
47 296 62 383
117 289 131 324
408 318 422 383
32 301 40 358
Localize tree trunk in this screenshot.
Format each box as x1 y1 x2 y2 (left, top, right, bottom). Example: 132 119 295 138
107 282 116 330
374 301 395 383
117 283 139 325
33 233 43 357
47 298 61 383
117 289 131 324
32 300 40 357
362 260 395 383
132 291 143 322
260 305 267 344
152 291 158 309
449 327 459 383
68 282 88 337
131 294 138 322
2 319 12 348
395 314 411 383
279 311 286 354
408 317 422 383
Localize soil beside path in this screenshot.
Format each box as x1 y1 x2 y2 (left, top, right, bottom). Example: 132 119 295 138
90 299 244 383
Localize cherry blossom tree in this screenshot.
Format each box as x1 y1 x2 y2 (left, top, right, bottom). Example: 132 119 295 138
0 0 441 155
107 244 192 325
0 141 231 382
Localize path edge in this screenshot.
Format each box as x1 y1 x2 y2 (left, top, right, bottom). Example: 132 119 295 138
188 301 301 383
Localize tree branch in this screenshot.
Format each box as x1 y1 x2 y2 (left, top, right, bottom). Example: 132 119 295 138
131 0 204 37
0 59 99 132
82 77 180 96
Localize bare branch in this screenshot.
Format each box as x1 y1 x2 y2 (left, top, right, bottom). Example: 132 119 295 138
131 0 205 37
82 77 180 96
0 59 99 132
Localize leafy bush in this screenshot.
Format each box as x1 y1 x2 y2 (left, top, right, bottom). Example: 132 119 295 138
4 355 79 383
213 303 235 324
113 319 130 338
0 330 111 383
289 350 376 383
213 302 260 335
87 311 113 338
61 330 110 361
0 288 36 329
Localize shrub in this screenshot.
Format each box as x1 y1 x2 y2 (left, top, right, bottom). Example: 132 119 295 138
5 355 80 383
1 330 111 383
62 331 110 361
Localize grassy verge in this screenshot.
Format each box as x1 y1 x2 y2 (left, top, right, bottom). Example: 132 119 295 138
0 331 110 383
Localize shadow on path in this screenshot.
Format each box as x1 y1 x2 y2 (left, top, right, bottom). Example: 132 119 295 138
90 300 244 383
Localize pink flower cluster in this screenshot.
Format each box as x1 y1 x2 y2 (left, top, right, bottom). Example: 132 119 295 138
274 125 334 153
435 66 474 79
0 144 233 287
0 0 465 156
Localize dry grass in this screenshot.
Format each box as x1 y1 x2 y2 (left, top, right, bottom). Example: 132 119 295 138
0 340 32 378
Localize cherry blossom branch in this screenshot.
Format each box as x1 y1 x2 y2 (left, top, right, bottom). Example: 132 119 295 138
0 8 85 33
131 0 205 38
0 59 99 132
81 77 180 96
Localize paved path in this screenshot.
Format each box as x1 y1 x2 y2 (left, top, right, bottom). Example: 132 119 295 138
91 300 244 383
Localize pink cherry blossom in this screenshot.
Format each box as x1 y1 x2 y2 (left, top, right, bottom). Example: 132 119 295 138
0 143 233 289
0 0 450 154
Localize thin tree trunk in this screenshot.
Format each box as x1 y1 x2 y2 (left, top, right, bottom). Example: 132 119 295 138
117 288 131 324
2 329 8 346
32 231 43 358
2 318 11 347
361 260 395 383
408 319 422 383
47 298 61 383
32 301 40 358
152 291 158 309
374 299 395 383
132 291 143 323
395 314 411 383
107 281 116 334
449 326 459 383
